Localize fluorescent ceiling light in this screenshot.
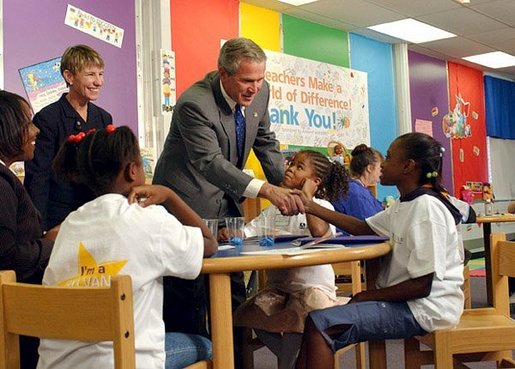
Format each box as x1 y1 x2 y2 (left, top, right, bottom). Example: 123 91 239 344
368 18 456 44
277 0 318 5
463 51 515 68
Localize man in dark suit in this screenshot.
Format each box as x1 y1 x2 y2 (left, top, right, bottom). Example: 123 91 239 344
153 37 303 367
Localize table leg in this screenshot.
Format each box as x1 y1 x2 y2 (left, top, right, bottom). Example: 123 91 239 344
365 258 387 369
209 273 234 369
482 223 493 306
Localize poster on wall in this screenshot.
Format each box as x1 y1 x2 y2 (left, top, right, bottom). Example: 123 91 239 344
264 50 369 148
160 49 176 113
447 62 487 198
64 4 124 48
18 57 67 114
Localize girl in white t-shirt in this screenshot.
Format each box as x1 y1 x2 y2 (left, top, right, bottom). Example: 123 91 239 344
230 150 349 369
294 133 465 369
38 126 218 369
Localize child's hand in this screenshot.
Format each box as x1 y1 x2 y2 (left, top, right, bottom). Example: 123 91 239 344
218 227 230 242
301 178 318 199
127 184 173 207
291 188 315 213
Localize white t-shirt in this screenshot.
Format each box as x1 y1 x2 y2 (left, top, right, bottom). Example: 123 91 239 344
366 194 464 332
37 194 204 369
245 198 337 296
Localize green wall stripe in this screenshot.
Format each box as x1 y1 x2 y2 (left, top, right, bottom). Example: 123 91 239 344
282 14 349 67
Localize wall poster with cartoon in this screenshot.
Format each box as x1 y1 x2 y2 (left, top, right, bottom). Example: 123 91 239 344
447 62 488 199
160 49 176 113
19 57 67 114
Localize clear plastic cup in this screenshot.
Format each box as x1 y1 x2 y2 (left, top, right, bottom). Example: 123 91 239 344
257 215 275 247
225 217 245 246
203 219 219 239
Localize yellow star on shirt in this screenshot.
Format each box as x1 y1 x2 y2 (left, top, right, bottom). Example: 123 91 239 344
58 242 128 287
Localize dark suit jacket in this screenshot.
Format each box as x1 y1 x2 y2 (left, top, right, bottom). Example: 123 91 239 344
0 164 53 284
153 71 284 218
24 94 112 230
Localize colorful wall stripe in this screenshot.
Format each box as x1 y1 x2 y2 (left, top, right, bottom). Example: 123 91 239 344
408 51 453 193
170 0 239 97
240 3 281 52
349 33 397 201
282 15 349 68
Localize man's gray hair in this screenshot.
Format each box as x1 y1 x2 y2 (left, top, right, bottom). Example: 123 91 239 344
218 38 266 76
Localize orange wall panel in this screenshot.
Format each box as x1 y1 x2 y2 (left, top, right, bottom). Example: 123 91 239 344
170 0 239 97
447 62 488 197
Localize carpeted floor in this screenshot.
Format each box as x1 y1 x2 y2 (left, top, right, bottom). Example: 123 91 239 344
252 277 512 369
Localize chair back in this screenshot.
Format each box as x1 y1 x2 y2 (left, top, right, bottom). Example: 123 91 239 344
0 270 135 369
491 233 515 315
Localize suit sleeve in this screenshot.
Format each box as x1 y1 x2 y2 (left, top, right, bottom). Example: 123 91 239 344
0 179 53 282
24 112 57 231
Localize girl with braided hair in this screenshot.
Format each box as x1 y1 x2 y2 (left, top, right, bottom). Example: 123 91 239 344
294 133 465 369
231 149 349 369
39 125 217 369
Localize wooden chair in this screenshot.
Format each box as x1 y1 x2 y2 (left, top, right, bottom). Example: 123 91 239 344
404 232 515 369
0 271 211 369
462 264 471 309
242 260 366 369
0 270 135 369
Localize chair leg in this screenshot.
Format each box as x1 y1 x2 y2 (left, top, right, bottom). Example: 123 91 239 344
498 357 515 368
463 265 471 309
242 328 256 369
404 337 423 369
356 342 366 369
433 332 453 369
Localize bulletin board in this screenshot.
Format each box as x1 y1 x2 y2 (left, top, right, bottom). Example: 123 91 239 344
3 0 138 133
447 62 488 198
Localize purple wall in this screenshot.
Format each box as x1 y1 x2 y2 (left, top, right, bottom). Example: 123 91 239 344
408 51 453 194
4 0 138 133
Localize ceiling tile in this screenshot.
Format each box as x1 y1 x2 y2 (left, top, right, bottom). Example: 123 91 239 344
298 0 403 27
365 0 461 17
421 36 495 58
470 0 515 27
419 7 507 36
466 27 515 51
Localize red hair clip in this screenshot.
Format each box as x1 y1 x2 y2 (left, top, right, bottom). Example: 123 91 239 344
106 124 116 134
67 131 86 143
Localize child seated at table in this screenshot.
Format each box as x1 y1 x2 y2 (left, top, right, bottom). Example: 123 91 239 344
227 150 349 369
293 133 464 369
37 126 217 369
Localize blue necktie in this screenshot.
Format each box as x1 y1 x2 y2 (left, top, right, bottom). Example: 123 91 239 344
234 104 245 160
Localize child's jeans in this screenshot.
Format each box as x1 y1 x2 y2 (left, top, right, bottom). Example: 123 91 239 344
165 332 212 369
309 301 426 351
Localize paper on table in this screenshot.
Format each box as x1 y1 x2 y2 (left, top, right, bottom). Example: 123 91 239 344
239 247 335 256
294 234 389 247
218 245 235 250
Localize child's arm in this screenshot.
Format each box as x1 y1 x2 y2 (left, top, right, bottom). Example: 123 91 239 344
295 179 376 235
128 184 218 256
301 179 331 237
351 273 433 303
